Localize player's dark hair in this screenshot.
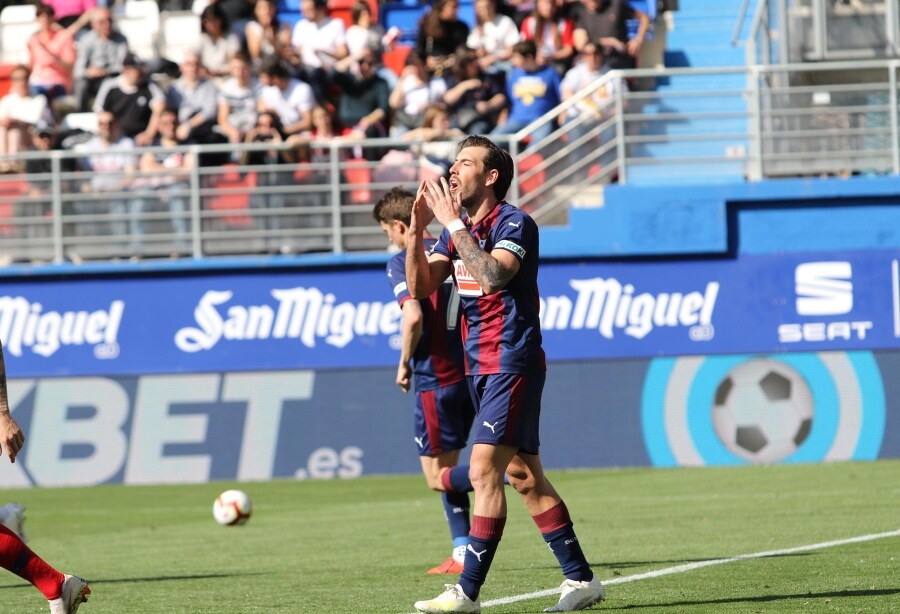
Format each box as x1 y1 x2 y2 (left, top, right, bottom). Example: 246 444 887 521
457 135 514 201
373 186 414 225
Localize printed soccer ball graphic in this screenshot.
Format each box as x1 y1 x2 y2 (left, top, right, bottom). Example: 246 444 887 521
712 359 814 463
213 489 252 526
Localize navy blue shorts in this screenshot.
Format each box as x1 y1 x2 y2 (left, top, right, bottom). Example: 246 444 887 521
467 372 545 454
414 379 476 456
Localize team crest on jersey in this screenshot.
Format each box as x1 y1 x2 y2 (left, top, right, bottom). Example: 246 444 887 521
495 239 525 259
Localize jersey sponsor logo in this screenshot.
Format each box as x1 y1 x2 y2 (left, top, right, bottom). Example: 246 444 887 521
508 221 521 228
495 239 526 259
174 288 402 352
453 259 485 297
393 281 408 297
0 296 124 359
540 277 719 340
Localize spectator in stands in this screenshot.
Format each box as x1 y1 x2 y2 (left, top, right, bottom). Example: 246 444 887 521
136 108 194 249
329 47 390 141
166 51 222 146
570 0 649 69
245 0 292 68
389 54 448 136
414 0 470 77
0 65 52 172
444 47 507 135
72 111 140 244
94 52 166 146
467 0 520 74
290 0 349 99
216 51 261 145
198 3 241 81
257 57 316 136
490 39 561 144
560 40 622 177
72 7 130 111
43 0 95 31
209 0 255 40
346 0 399 88
519 0 575 74
401 102 464 176
27 3 77 104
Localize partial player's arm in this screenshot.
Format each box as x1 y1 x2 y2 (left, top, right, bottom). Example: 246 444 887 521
406 182 452 299
397 299 424 393
0 340 24 463
453 232 519 294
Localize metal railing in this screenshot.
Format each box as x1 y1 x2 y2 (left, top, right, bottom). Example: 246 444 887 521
2 59 900 265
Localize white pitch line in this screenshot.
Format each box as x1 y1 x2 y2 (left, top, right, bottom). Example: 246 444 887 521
476 528 900 608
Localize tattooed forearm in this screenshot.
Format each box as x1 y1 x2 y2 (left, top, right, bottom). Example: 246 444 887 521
453 229 515 294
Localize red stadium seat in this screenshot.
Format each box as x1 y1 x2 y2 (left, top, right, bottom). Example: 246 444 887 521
0 63 15 98
0 176 28 236
328 0 377 28
207 167 257 229
343 158 372 204
518 153 546 212
382 44 411 77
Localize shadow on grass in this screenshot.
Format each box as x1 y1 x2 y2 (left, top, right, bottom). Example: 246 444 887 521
510 552 813 573
0 571 264 590
608 587 900 609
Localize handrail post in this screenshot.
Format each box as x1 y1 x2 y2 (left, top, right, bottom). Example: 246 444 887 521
748 66 764 181
189 144 202 258
50 152 63 263
509 136 520 205
890 62 900 174
330 142 344 254
614 73 627 184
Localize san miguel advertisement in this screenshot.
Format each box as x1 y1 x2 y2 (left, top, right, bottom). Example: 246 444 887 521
1 250 898 376
0 248 897 486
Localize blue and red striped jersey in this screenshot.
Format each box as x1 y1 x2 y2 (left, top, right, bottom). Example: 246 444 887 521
387 238 466 391
431 202 547 375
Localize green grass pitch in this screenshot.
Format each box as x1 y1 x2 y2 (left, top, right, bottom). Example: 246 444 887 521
0 460 898 613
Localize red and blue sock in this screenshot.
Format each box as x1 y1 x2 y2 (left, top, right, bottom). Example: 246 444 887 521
0 524 64 599
458 515 506 601
533 501 592 581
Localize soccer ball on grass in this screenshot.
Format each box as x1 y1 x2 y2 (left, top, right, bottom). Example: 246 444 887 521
213 489 252 526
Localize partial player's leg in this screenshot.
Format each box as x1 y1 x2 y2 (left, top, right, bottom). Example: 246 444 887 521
509 452 605 612
416 382 476 574
0 524 91 613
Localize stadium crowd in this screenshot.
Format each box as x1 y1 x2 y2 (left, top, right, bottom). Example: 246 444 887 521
0 0 649 174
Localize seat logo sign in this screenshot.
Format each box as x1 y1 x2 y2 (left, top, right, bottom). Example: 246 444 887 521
779 261 872 344
795 262 853 315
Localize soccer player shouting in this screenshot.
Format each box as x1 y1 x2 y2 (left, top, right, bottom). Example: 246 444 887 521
406 135 605 613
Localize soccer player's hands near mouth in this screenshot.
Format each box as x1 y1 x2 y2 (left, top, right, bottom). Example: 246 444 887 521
422 178 462 228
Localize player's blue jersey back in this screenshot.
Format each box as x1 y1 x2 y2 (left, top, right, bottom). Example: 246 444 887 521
432 202 547 375
387 238 466 391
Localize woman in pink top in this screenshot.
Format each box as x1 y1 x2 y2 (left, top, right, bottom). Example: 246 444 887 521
42 0 96 29
27 4 77 101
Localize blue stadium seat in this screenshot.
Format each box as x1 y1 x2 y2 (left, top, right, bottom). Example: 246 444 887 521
380 1 427 45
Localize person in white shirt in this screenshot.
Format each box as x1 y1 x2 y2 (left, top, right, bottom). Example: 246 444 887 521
217 51 262 144
290 0 348 70
257 57 316 135
467 0 520 73
0 65 51 170
388 55 447 136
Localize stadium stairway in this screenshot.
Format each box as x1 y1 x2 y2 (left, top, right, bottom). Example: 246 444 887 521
627 0 759 185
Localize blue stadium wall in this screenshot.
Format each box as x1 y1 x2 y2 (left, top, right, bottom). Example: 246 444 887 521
0 175 898 487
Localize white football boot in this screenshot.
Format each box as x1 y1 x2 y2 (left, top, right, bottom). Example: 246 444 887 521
48 574 91 614
0 502 27 543
544 575 605 612
415 583 481 613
